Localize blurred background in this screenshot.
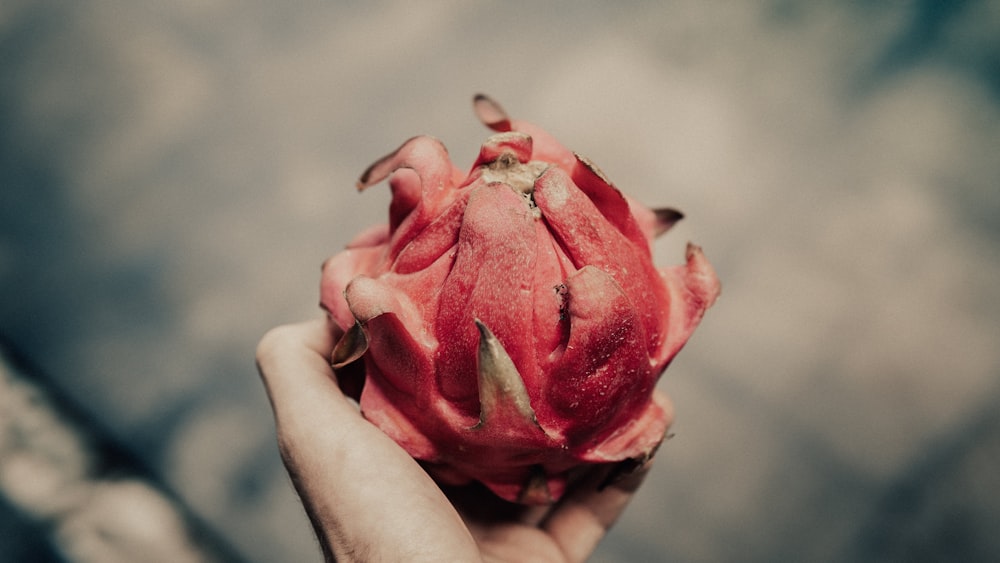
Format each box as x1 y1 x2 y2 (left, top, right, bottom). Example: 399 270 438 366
2 1 999 561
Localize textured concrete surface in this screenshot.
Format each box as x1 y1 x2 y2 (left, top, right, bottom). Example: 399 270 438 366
2 2 999 561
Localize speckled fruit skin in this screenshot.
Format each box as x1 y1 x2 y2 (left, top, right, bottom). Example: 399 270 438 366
320 95 720 504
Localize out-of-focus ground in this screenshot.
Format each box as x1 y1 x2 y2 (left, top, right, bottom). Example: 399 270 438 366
2 2 999 561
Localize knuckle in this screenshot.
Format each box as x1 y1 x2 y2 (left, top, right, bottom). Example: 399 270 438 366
255 323 301 367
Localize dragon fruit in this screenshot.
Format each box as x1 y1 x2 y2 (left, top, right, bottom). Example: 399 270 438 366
320 95 720 504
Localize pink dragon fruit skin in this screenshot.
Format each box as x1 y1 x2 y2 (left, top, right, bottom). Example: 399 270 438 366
320 95 720 504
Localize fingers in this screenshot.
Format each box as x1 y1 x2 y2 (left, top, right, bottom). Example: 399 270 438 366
540 462 652 563
256 318 343 419
255 319 481 562
539 386 671 563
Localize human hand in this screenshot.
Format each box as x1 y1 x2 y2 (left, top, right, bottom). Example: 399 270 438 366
256 318 655 562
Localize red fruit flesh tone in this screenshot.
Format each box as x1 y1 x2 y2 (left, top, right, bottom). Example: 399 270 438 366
320 95 720 504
